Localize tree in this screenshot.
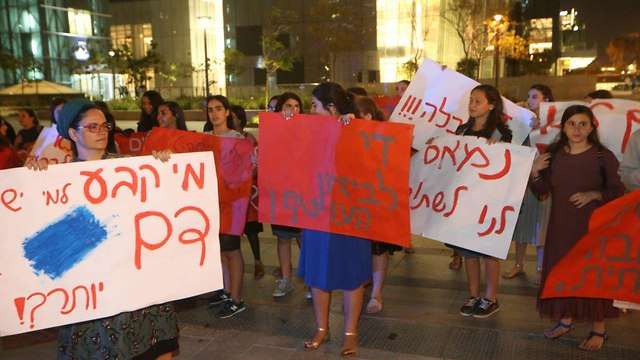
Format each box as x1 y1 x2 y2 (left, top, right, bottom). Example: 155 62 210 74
306 0 369 81
456 57 479 78
0 48 20 72
262 7 296 107
441 0 488 78
607 34 640 70
159 61 195 87
400 49 422 80
224 48 247 84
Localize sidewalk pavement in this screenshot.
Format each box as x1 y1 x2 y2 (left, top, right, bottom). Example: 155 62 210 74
2 229 639 359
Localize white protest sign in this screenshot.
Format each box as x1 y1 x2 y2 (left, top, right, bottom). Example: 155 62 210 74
27 126 72 164
390 59 534 149
531 99 640 161
409 135 535 259
0 152 221 336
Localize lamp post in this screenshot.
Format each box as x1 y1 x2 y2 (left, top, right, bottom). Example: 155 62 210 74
197 16 212 97
108 49 116 99
492 14 504 89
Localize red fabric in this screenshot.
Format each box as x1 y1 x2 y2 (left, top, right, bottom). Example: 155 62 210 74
0 147 20 170
541 190 640 304
373 95 401 119
114 132 147 155
142 127 254 235
258 112 413 246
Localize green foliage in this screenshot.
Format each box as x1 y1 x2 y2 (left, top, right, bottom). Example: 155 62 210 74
225 48 247 81
456 57 479 79
108 97 139 110
159 62 195 87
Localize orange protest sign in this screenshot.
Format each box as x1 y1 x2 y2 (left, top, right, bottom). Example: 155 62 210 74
114 132 147 155
258 112 413 247
541 190 640 303
142 127 254 235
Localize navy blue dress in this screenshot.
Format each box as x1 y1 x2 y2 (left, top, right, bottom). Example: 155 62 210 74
298 230 372 291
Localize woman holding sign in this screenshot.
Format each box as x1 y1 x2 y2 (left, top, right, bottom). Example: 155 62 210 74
530 105 625 351
28 98 179 360
503 84 555 283
298 82 371 357
448 85 512 319
354 96 402 314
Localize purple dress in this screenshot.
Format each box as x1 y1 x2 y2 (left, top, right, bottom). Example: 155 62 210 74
531 146 625 321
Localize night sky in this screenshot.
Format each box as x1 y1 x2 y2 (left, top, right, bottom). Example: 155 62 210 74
563 0 640 53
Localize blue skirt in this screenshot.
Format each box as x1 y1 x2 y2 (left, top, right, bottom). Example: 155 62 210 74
298 230 372 291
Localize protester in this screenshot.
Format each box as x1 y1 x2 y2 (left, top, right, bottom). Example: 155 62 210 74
94 101 119 154
503 84 554 283
446 84 512 319
267 92 306 296
530 104 625 351
347 86 368 97
14 108 43 151
157 101 188 131
584 90 613 103
49 97 66 125
620 129 640 191
230 104 264 280
27 98 179 359
0 117 19 170
354 96 402 314
267 95 280 112
0 115 17 145
137 90 164 132
204 95 248 319
396 80 410 97
298 82 370 356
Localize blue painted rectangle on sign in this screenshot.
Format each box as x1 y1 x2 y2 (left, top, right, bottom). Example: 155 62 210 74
23 206 108 279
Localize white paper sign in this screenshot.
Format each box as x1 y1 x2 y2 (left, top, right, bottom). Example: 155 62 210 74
409 135 536 259
0 152 222 336
27 126 72 164
531 99 640 161
390 59 534 149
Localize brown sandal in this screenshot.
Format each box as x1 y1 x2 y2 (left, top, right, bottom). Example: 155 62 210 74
341 332 358 357
304 328 330 350
502 264 525 279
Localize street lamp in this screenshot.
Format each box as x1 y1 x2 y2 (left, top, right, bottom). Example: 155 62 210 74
108 49 116 99
197 16 212 97
492 14 504 89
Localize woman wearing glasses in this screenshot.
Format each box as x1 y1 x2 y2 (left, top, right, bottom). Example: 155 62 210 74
28 99 179 360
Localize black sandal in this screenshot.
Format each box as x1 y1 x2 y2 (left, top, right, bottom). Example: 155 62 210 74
578 331 608 351
544 321 574 339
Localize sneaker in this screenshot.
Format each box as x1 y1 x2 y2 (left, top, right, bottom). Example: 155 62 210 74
459 297 480 316
272 278 294 297
473 298 500 318
216 300 246 319
208 290 231 307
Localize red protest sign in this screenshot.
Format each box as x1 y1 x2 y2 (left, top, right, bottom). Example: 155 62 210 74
258 112 413 247
142 127 254 235
373 95 401 119
114 132 147 155
541 190 640 303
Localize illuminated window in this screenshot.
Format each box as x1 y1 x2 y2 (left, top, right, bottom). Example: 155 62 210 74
68 8 93 36
110 24 133 48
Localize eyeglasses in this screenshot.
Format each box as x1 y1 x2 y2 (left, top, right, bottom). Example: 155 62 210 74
76 122 113 133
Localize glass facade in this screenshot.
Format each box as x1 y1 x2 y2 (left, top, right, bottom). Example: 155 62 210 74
0 0 111 88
